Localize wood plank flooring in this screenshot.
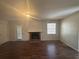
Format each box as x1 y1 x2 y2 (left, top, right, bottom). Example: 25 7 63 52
0 41 79 59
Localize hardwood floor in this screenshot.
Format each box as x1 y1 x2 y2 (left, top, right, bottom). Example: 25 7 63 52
0 41 79 59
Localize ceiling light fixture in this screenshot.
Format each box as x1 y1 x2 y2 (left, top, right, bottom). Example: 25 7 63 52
26 14 30 17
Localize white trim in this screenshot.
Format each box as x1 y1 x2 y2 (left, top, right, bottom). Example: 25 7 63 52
60 39 79 52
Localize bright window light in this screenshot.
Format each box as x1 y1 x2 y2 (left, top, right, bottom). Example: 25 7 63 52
47 23 56 34
16 25 22 39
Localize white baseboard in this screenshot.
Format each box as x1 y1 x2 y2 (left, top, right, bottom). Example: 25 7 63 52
0 40 9 45
60 39 79 52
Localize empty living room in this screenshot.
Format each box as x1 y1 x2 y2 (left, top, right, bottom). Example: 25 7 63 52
0 0 79 59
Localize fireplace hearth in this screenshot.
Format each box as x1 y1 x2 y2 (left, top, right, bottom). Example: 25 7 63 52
29 32 41 40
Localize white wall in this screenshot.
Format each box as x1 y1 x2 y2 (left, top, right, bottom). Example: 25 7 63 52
8 20 17 41
8 18 42 41
0 18 60 44
8 19 60 41
78 18 79 52
61 12 79 52
78 32 79 51
0 20 9 45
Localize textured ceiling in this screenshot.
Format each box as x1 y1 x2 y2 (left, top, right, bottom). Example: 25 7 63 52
0 0 79 20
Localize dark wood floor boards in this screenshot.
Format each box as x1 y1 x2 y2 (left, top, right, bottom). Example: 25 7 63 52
0 41 79 59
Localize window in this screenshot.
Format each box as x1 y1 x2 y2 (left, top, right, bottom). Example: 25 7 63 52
16 25 22 39
47 23 56 34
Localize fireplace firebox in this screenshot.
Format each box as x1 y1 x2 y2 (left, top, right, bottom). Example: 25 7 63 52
29 32 41 40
